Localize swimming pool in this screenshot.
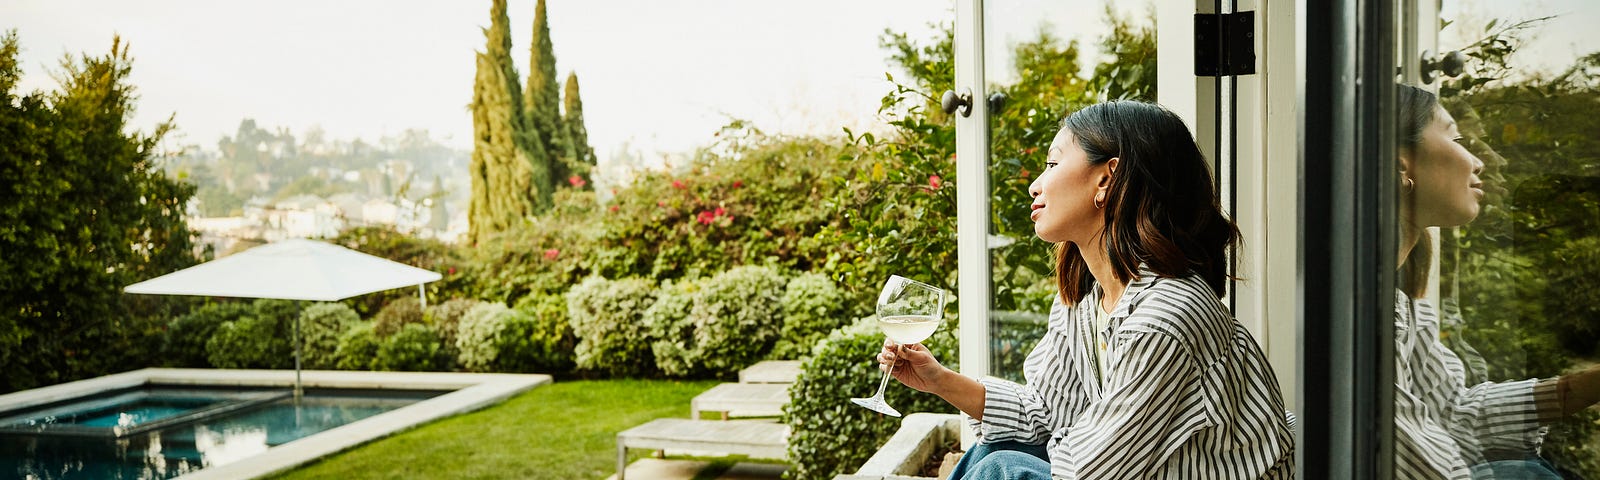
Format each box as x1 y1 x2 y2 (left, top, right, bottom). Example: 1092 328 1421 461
1 386 442 479
0 369 551 480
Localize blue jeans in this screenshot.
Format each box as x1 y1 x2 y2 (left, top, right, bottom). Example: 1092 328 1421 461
1470 457 1562 479
947 440 1050 480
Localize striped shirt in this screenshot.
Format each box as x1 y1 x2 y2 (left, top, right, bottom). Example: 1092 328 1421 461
972 267 1295 478
1393 291 1553 479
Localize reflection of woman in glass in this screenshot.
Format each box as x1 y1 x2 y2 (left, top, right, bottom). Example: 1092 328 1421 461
875 101 1293 479
1393 84 1600 479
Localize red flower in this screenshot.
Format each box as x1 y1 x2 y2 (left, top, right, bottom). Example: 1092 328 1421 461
657 200 667 207
732 180 743 189
568 175 587 188
543 249 560 260
928 175 943 190
671 180 686 189
609 205 619 212
714 207 727 217
447 267 456 275
696 211 716 225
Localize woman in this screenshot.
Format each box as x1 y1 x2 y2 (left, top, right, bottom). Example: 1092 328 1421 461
1390 84 1600 479
878 101 1294 479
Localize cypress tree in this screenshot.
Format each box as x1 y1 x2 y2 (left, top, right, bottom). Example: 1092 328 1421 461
469 0 549 244
563 71 596 178
524 0 575 185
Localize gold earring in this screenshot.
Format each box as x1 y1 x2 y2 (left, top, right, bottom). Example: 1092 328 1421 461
1402 177 1415 194
1094 195 1106 209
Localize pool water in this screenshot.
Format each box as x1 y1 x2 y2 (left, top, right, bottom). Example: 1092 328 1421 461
0 387 443 480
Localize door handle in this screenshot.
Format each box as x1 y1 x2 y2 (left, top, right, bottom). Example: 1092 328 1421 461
941 89 973 117
1420 50 1466 84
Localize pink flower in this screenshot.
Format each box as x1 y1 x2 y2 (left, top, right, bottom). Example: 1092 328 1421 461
609 205 619 212
714 207 727 217
697 211 716 225
671 180 686 189
928 175 942 190
543 249 560 260
568 175 587 188
657 200 667 207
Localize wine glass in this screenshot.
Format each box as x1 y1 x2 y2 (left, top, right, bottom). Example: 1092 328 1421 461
851 275 946 417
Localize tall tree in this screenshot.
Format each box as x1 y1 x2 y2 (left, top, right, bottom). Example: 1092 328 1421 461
562 71 596 179
469 0 550 243
524 0 575 186
0 32 199 391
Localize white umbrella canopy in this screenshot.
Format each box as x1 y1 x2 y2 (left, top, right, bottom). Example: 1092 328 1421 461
125 238 441 301
125 238 443 399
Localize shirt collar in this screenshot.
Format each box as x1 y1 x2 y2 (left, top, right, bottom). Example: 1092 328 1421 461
1103 263 1159 319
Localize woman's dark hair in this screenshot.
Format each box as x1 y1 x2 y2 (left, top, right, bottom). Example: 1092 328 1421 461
1397 84 1440 298
1052 100 1240 304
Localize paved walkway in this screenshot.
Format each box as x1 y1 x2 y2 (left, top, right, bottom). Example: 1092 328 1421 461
605 458 787 480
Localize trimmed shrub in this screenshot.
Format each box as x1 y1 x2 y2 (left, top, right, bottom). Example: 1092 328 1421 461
334 322 380 371
566 276 658 377
782 318 958 480
376 323 443 371
505 293 577 373
685 265 787 376
645 278 700 377
772 273 850 359
300 302 361 370
456 303 515 372
205 315 291 369
165 302 252 367
425 298 481 371
373 297 425 338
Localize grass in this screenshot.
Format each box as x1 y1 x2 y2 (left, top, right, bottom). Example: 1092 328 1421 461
269 378 721 480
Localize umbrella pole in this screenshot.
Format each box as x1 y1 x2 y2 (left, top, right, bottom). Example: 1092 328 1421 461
417 284 426 309
294 312 303 403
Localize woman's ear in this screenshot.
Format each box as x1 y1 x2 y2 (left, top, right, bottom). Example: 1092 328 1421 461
1397 149 1413 181
1099 157 1121 187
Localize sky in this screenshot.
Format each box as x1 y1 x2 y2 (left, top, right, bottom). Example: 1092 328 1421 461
0 0 1146 171
4 0 1590 171
2 0 954 166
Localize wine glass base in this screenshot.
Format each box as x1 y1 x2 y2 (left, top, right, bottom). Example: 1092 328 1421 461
850 396 902 417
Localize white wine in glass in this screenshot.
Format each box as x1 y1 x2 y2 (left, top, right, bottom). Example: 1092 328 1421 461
851 275 945 417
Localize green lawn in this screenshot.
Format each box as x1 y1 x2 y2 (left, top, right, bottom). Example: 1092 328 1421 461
269 379 722 480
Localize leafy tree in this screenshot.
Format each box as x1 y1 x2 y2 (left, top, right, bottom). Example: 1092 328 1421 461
469 0 551 244
0 32 199 392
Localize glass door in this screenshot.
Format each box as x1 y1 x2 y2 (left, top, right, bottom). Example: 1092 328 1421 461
1390 0 1600 476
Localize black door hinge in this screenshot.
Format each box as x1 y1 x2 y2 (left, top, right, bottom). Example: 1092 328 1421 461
1195 11 1256 76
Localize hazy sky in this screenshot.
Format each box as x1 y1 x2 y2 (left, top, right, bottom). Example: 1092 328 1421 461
4 0 1590 169
2 1 957 163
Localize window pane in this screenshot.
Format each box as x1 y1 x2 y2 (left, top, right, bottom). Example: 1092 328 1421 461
1395 1 1600 476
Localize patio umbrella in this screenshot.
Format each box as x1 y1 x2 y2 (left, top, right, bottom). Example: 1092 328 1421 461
125 238 443 399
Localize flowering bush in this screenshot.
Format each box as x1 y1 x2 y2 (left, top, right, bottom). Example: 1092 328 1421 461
424 298 481 369
300 302 361 370
565 276 658 377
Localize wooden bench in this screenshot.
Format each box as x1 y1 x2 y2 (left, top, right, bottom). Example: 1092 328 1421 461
737 360 803 384
615 418 788 480
690 382 790 420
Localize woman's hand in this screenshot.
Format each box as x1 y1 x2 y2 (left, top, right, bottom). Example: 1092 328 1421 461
877 340 948 394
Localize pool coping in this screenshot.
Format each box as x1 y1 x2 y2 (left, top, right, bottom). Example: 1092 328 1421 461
0 368 551 480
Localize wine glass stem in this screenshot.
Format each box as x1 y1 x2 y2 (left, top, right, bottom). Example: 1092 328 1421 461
873 362 895 399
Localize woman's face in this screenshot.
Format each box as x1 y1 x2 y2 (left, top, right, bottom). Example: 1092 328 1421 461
1028 129 1113 244
1404 105 1485 229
